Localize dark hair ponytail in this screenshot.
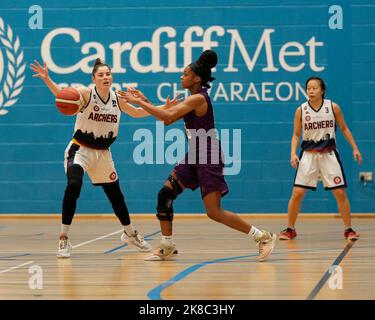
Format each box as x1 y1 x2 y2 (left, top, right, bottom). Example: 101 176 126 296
189 50 218 88
92 58 111 76
306 76 326 99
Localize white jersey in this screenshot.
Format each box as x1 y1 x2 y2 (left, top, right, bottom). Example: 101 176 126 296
73 86 121 149
300 99 336 152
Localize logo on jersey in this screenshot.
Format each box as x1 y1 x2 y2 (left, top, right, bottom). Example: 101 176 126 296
109 171 117 181
88 112 118 123
112 100 117 107
305 115 311 122
304 120 334 131
333 176 342 184
93 105 100 112
0 17 25 116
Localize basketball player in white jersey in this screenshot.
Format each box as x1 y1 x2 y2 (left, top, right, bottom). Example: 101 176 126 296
30 59 180 257
279 77 362 241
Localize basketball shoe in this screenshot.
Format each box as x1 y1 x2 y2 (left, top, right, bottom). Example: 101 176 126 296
279 227 297 240
254 230 277 262
57 236 72 258
121 230 152 252
344 228 360 241
144 239 178 261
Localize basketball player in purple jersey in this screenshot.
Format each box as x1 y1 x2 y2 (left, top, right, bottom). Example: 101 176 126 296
118 50 277 262
279 77 362 241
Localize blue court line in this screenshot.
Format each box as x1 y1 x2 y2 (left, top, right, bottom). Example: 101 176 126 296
0 253 32 260
147 245 359 300
148 254 257 300
0 232 44 239
306 240 356 300
104 230 161 254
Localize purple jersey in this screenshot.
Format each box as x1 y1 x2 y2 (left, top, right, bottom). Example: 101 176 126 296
183 88 222 165
174 88 228 199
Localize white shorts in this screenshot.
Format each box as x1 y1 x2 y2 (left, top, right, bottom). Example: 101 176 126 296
64 141 118 184
294 149 347 190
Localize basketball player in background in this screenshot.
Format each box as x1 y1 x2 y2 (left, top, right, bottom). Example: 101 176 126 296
30 59 180 258
279 77 362 241
118 50 277 262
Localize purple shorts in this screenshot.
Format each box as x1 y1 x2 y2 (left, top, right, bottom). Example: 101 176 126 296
173 162 229 199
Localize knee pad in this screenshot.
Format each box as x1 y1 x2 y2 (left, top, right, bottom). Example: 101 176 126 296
168 175 183 194
65 165 84 199
156 186 177 221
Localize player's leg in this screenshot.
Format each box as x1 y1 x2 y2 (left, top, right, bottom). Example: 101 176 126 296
202 191 276 262
101 180 152 251
59 142 86 258
145 171 185 261
331 188 359 240
197 164 276 262
90 149 151 251
203 191 251 233
279 187 308 240
331 187 351 227
280 151 317 240
62 164 84 231
320 150 359 240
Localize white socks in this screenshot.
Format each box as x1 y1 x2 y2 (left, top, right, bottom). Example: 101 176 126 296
162 235 173 244
60 224 70 238
249 226 263 241
124 224 135 236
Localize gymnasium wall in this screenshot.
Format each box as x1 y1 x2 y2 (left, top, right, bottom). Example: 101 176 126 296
0 0 374 214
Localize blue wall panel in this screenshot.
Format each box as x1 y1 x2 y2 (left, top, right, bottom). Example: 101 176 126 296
0 0 373 213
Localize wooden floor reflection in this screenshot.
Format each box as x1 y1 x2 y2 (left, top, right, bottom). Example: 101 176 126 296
0 215 374 300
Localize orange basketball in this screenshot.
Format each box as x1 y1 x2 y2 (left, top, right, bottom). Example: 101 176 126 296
55 87 84 115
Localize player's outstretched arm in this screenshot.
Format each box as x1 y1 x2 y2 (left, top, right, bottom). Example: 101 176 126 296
116 88 183 120
30 60 61 97
126 87 183 110
118 89 196 125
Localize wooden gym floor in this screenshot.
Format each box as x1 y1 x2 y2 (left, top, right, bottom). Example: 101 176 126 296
0 215 374 300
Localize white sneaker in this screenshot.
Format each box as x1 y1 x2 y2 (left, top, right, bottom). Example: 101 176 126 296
254 230 277 262
57 237 72 258
145 239 178 261
121 230 152 252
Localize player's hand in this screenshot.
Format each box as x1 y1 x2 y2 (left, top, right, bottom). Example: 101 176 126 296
30 60 49 80
290 154 299 169
168 94 183 108
163 96 175 109
117 89 142 104
127 87 148 101
353 149 362 165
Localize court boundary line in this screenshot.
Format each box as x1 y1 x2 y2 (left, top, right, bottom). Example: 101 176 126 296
306 240 356 300
72 229 123 249
104 230 161 254
0 229 124 275
0 253 31 260
0 261 34 274
147 246 349 300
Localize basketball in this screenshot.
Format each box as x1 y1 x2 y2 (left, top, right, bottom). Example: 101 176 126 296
55 87 84 115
